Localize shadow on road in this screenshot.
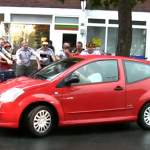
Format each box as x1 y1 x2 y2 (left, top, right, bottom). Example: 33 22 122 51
0 123 150 150
0 122 141 139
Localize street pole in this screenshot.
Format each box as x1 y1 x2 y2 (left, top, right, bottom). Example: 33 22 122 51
80 0 87 49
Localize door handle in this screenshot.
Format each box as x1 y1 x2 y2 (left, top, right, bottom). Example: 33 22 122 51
114 86 124 91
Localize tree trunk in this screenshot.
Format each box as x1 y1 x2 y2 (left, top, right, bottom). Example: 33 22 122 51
116 0 132 57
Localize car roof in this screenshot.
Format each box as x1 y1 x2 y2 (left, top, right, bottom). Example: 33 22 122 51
74 55 150 64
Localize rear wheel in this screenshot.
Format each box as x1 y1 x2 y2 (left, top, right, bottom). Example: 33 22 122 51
27 105 54 137
137 103 150 130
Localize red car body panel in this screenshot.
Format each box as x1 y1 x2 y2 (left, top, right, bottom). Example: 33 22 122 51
125 79 150 116
0 55 150 128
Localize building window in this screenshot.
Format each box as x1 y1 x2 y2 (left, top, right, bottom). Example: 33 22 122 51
0 14 4 37
11 14 52 23
109 20 146 26
0 14 4 22
2 23 50 54
107 27 118 55
88 19 105 24
106 28 146 56
87 26 106 52
55 17 79 24
131 29 146 56
109 20 118 24
132 21 146 26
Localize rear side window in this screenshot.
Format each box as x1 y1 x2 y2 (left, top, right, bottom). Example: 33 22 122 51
123 60 150 84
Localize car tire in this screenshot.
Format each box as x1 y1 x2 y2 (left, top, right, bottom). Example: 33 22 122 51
27 105 54 137
137 103 150 130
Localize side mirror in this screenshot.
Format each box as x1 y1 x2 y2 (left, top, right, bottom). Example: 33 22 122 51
65 75 80 85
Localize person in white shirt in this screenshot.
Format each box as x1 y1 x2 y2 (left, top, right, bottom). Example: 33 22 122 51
16 41 42 77
37 42 56 69
86 63 102 83
80 42 101 55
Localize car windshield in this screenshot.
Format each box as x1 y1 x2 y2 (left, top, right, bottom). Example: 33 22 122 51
29 57 84 81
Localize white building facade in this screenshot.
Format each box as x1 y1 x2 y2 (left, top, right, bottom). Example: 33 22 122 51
0 7 149 59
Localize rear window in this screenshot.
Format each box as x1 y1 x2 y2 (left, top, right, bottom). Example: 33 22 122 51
123 60 150 84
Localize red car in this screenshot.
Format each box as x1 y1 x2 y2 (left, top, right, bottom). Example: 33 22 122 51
0 55 150 137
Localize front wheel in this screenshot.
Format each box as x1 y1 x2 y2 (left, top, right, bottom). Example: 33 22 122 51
27 105 54 137
137 103 150 130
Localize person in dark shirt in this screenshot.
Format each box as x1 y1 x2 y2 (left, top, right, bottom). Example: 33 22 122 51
49 40 55 53
72 41 84 55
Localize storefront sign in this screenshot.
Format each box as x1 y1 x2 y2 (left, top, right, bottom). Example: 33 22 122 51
41 37 48 42
93 38 101 47
55 24 78 31
34 25 50 30
13 36 19 41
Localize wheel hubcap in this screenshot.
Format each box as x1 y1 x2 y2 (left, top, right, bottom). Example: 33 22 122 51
144 107 150 126
33 110 51 133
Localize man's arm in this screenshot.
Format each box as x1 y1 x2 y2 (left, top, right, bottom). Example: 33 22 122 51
1 48 12 59
49 49 56 61
55 50 62 60
36 50 42 70
0 52 12 65
0 57 7 64
36 59 41 70
5 52 11 59
55 55 61 60
16 49 22 64
32 50 42 61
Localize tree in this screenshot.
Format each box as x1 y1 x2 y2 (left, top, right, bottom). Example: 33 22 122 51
58 0 146 57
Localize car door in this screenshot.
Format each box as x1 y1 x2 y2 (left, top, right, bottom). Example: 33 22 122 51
123 59 150 116
62 59 126 122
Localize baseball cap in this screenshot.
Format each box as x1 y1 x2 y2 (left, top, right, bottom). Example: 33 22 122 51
4 42 11 47
42 42 48 45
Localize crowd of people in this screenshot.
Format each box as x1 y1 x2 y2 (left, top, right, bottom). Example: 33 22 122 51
0 37 101 77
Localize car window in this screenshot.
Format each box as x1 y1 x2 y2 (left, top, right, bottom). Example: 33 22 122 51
123 60 150 83
68 59 119 86
30 57 84 81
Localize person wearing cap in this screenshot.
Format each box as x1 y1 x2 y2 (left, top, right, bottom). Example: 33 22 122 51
80 42 101 55
55 42 73 60
36 42 56 69
16 41 43 77
0 41 13 69
0 38 13 65
4 42 12 53
0 42 12 69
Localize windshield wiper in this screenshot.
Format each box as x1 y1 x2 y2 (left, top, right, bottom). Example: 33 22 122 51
35 73 47 79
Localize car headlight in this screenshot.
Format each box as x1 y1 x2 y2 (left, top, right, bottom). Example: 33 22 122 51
0 88 24 103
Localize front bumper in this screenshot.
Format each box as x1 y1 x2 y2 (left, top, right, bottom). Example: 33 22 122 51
0 101 19 128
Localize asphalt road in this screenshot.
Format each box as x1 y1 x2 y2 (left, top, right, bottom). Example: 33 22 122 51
0 123 150 150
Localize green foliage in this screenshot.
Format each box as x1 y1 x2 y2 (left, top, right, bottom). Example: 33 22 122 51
57 0 146 9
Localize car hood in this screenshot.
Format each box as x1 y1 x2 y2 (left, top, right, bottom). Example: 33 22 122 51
0 76 50 92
